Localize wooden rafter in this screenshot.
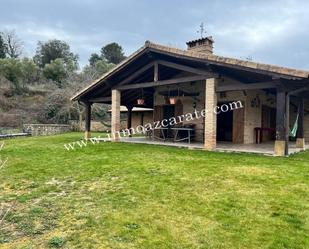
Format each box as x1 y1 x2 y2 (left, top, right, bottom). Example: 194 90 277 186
288 86 309 95
113 75 209 90
216 81 278 92
88 96 111 103
117 62 155 87
154 61 159 82
157 60 213 76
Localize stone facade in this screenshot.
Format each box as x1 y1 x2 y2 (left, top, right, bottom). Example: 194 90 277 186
151 75 291 146
153 75 277 145
154 80 206 142
131 112 153 129
23 124 71 136
110 74 308 150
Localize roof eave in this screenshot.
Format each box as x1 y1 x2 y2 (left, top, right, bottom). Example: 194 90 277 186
71 40 309 102
70 42 152 101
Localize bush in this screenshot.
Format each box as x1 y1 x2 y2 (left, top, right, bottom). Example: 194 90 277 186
43 59 68 87
48 236 65 248
20 58 41 85
39 89 72 124
0 58 43 94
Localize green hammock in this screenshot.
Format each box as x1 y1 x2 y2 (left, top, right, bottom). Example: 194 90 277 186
289 113 299 138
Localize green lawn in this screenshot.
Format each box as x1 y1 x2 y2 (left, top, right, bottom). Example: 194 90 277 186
0 133 308 249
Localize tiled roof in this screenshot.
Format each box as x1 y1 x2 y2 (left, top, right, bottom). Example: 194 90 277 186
71 41 309 101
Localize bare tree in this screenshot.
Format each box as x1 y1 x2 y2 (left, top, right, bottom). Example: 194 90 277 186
2 30 23 58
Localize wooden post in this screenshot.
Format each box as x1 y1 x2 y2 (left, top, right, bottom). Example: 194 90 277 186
111 89 121 141
285 94 290 155
204 78 218 151
274 89 287 156
141 112 144 126
84 102 91 139
126 105 133 137
154 62 159 82
296 98 305 149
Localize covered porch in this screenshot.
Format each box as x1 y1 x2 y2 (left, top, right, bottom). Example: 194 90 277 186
71 41 309 156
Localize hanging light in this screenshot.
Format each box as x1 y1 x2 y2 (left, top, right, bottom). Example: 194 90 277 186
169 86 177 105
137 88 145 105
169 97 176 105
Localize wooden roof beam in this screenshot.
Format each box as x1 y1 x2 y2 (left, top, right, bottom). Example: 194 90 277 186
116 61 155 87
113 75 210 90
216 80 278 92
88 96 111 103
157 59 211 76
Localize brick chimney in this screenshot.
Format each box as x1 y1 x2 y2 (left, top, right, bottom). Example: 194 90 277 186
186 36 214 54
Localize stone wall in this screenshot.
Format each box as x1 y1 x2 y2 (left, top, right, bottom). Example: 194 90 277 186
23 124 71 136
131 112 153 129
154 80 206 142
152 75 307 145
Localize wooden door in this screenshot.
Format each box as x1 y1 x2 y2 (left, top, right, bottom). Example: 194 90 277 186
153 105 163 137
232 107 244 143
153 105 162 121
262 105 276 141
174 99 183 126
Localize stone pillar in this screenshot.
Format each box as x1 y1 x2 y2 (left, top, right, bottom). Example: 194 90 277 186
296 98 305 149
84 102 91 139
274 90 287 156
204 78 217 150
111 89 121 141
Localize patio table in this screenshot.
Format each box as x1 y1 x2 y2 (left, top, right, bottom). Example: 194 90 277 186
171 127 194 144
152 127 168 141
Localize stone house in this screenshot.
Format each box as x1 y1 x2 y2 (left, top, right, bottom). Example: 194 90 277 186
71 37 309 156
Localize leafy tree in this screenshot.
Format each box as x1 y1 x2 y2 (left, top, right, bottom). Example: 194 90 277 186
101 42 125 64
0 58 43 92
34 39 79 70
0 58 22 93
43 58 68 87
83 60 115 80
93 60 115 75
19 58 41 85
2 30 23 58
89 53 101 66
0 33 6 59
0 58 22 83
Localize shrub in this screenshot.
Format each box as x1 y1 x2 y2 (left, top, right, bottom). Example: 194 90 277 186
47 236 65 248
43 59 68 87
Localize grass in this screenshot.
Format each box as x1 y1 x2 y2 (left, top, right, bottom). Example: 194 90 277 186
0 132 308 249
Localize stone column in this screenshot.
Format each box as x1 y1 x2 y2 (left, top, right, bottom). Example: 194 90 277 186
84 102 91 139
204 78 218 150
111 89 121 141
296 98 305 149
274 90 287 156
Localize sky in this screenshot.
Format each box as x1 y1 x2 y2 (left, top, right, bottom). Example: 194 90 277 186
1 0 309 70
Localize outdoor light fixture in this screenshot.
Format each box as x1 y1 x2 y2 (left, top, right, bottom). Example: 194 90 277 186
251 95 261 108
169 85 180 105
167 86 175 105
137 98 145 105
169 97 177 105
137 89 145 105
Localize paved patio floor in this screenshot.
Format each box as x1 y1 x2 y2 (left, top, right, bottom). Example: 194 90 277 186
115 137 308 156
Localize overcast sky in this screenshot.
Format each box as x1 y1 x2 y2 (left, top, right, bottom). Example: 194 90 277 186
1 0 309 70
